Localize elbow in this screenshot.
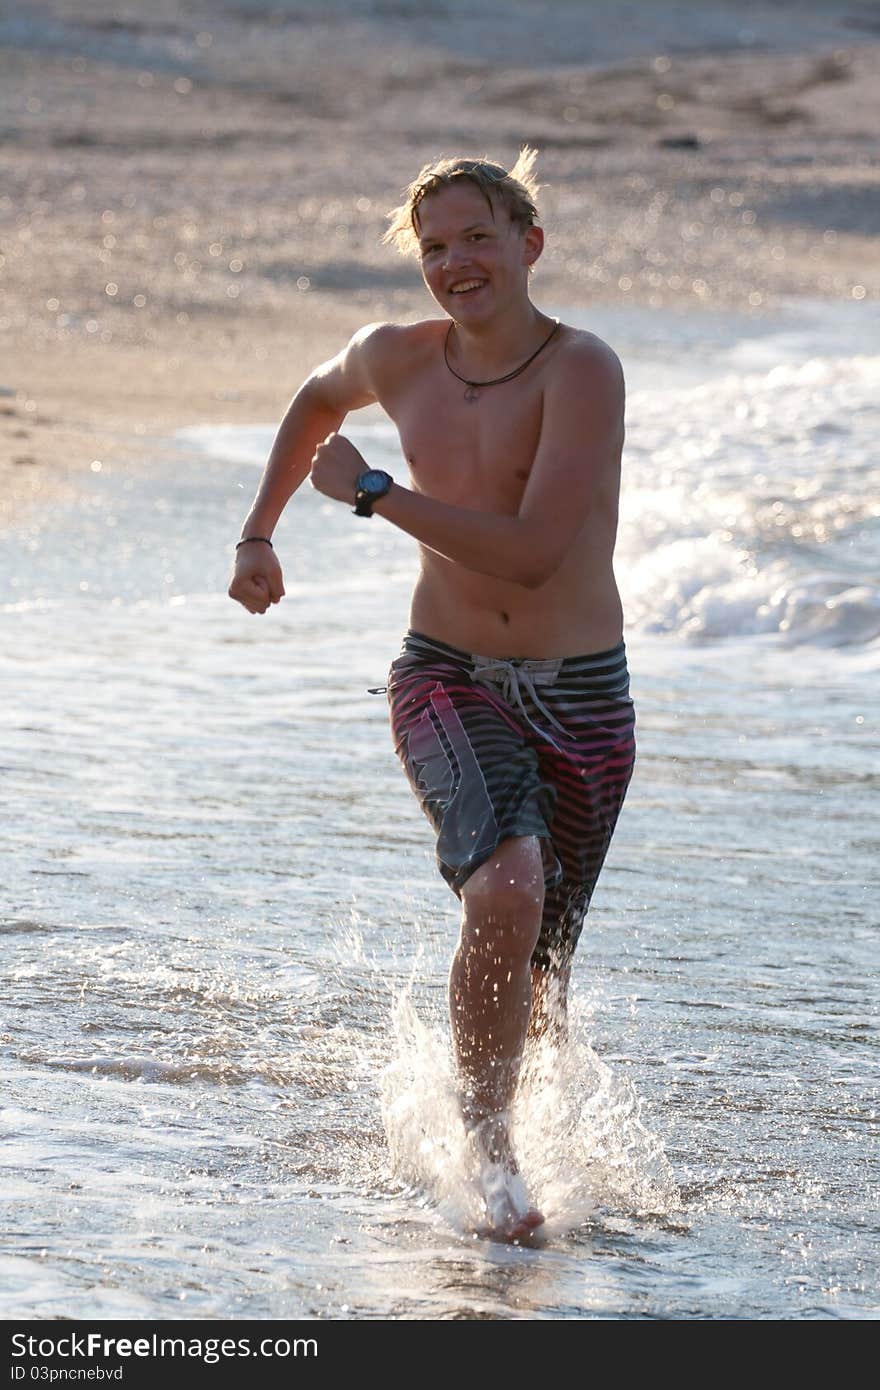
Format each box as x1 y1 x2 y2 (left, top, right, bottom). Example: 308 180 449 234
518 552 561 590
513 520 563 590
519 567 546 591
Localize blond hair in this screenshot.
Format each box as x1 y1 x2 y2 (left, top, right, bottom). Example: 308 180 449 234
382 145 542 265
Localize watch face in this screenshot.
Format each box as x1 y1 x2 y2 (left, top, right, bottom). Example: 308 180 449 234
359 470 388 493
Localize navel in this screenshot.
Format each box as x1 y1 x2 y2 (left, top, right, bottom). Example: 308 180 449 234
500 610 510 624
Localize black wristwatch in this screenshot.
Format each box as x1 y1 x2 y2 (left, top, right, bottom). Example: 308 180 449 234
354 469 393 517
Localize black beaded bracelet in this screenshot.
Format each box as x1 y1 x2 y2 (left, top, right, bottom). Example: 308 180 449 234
235 536 274 550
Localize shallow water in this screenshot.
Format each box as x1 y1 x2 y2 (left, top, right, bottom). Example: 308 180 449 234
1 297 878 1319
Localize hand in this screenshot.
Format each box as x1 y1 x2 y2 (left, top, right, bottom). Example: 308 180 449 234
309 432 368 504
228 542 285 615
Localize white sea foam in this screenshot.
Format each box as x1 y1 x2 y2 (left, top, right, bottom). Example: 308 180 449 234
620 353 880 645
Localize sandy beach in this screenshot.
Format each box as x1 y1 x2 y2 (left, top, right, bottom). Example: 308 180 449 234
3 2 879 1322
1 0 878 520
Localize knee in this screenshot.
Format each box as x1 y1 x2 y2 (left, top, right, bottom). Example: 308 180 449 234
460 838 545 961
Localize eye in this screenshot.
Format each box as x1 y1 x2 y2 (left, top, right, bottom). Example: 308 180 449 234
468 233 486 241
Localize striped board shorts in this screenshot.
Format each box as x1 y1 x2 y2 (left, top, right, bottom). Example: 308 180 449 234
369 628 637 972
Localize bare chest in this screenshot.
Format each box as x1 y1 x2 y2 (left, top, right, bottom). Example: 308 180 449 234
385 368 544 513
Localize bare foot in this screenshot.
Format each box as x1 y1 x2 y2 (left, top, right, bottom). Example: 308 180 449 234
466 1113 545 1243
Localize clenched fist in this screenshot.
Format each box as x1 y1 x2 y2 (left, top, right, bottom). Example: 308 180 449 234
309 432 368 504
228 540 285 615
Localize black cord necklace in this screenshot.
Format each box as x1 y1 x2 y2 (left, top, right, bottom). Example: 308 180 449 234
443 316 561 402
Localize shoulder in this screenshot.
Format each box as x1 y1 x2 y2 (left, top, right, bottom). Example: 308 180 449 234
534 327 625 459
348 318 448 400
349 317 443 375
350 317 443 358
541 328 625 436
549 326 625 397
307 319 442 411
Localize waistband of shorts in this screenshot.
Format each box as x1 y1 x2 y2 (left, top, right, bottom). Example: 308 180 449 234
398 628 629 681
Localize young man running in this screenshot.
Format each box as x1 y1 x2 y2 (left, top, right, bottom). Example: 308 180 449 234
228 148 636 1242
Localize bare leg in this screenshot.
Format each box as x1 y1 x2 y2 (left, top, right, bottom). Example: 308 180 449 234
527 961 571 1047
451 836 546 1240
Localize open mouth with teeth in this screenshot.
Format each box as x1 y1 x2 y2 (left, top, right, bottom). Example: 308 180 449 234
449 279 488 297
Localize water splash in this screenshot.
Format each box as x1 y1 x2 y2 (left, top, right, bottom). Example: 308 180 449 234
379 986 679 1241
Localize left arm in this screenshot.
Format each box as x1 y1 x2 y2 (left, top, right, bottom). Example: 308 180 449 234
309 343 624 589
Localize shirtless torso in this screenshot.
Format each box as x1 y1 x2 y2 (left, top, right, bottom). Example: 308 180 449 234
368 317 625 658
231 175 626 664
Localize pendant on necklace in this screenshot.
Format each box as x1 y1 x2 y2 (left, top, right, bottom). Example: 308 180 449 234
464 385 480 403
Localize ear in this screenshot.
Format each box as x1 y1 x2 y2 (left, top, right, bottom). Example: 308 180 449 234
522 223 544 269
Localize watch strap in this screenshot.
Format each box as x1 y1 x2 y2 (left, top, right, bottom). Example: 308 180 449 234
354 470 392 517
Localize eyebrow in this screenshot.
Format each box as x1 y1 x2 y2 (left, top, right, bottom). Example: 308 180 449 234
418 223 490 247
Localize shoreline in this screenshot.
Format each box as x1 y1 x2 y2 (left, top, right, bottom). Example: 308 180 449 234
4 287 873 534
2 1 879 525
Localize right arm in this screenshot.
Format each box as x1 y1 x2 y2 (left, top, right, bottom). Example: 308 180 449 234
228 321 391 614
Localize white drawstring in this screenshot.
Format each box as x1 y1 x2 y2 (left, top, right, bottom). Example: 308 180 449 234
471 656 568 752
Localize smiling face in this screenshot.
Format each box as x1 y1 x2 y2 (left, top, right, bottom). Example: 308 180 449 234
415 180 543 320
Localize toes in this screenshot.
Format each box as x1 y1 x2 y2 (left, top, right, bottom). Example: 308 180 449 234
506 1216 546 1244
476 1207 546 1243
507 1208 545 1240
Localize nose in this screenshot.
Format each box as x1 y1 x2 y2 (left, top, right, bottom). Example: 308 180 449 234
442 244 470 273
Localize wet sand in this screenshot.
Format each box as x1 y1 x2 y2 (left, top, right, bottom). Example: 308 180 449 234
2 0 878 525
